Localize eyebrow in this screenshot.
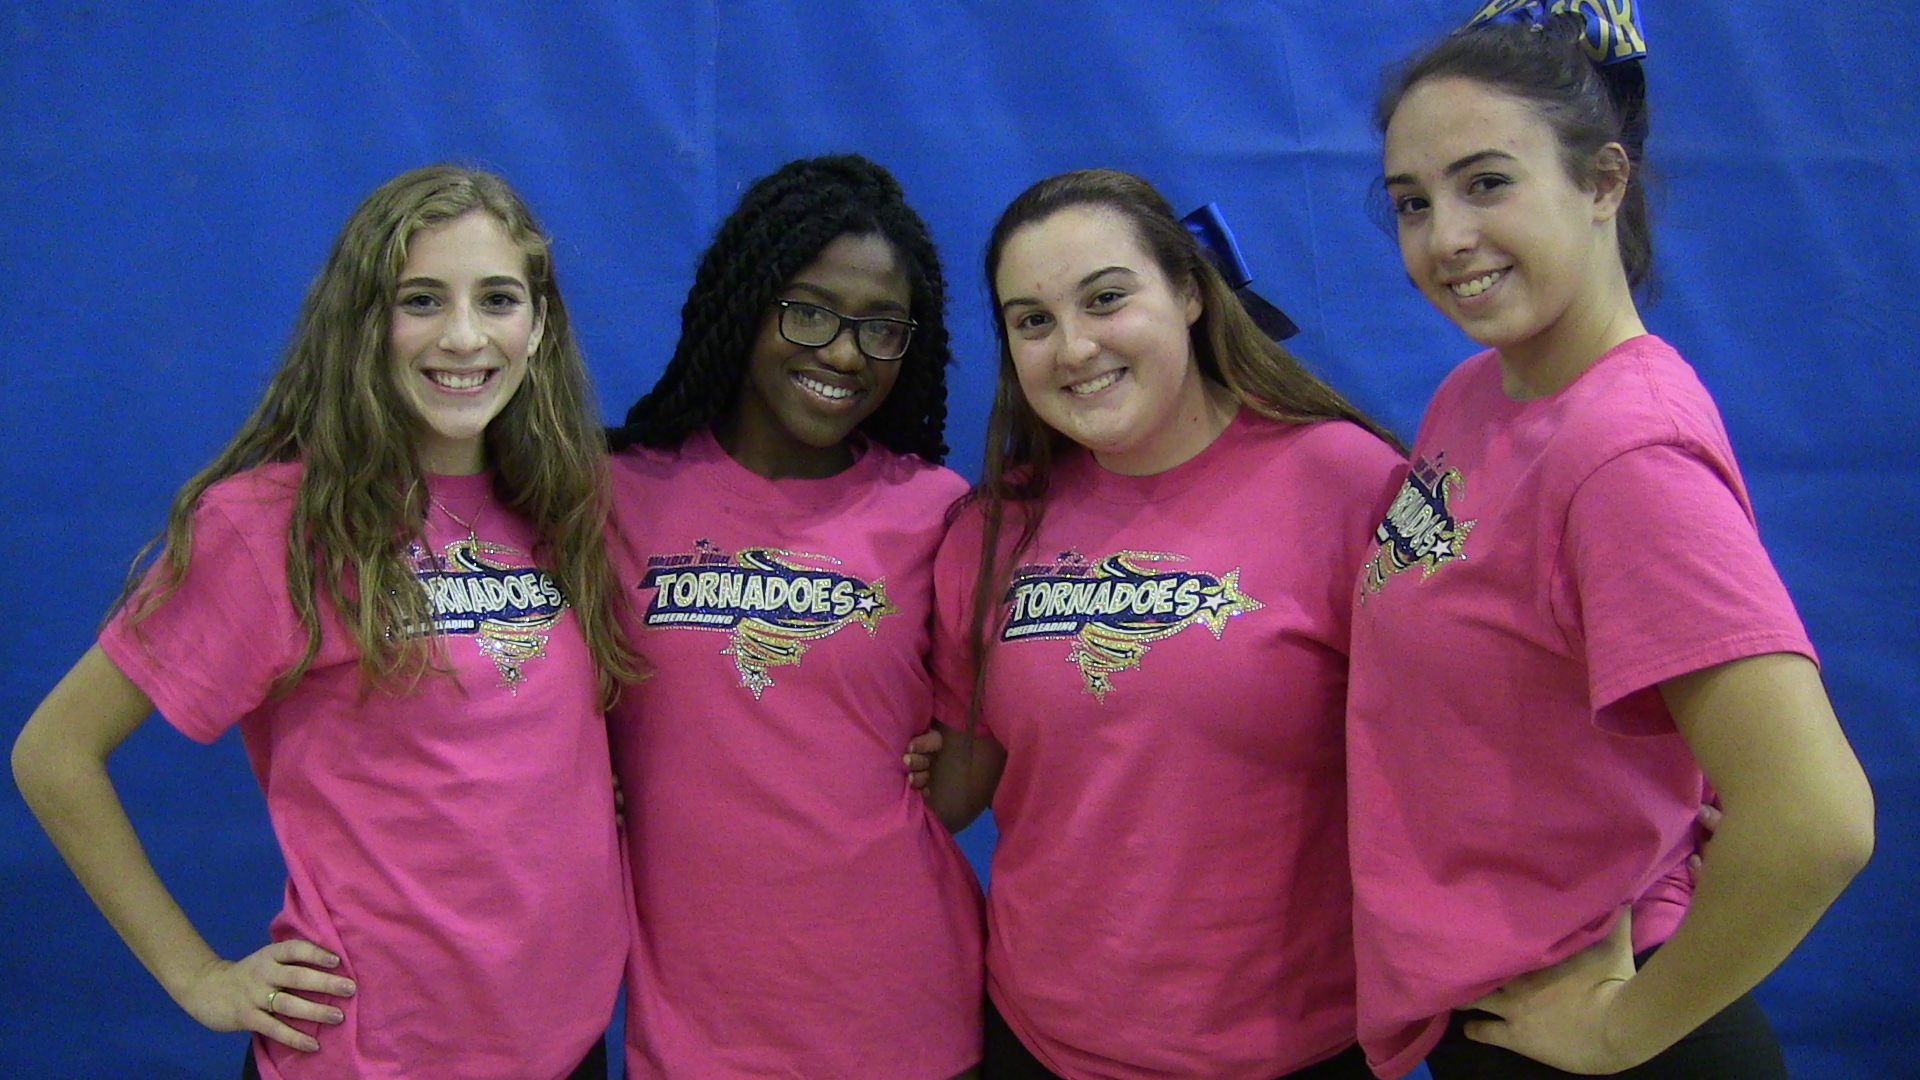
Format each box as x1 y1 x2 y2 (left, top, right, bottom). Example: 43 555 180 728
395 274 529 290
998 265 1136 315
783 282 909 315
1383 148 1517 188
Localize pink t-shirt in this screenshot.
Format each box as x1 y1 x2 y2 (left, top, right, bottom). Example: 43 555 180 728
1345 337 1815 1078
99 464 627 1080
605 430 983 1080
930 413 1403 1080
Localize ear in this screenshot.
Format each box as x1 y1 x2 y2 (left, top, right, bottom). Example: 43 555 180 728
528 299 548 358
1590 142 1632 223
1182 275 1203 327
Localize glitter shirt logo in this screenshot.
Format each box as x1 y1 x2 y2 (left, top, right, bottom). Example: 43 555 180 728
403 539 568 691
1002 550 1263 700
1361 452 1477 598
640 540 897 697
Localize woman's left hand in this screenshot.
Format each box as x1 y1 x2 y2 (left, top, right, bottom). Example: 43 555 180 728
904 728 942 790
1687 802 1722 874
1462 909 1649 1074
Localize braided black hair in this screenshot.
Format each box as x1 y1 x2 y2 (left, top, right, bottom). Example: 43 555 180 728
611 154 951 463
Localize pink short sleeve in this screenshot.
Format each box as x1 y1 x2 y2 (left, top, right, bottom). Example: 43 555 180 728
1565 443 1814 731
928 503 993 741
98 500 299 744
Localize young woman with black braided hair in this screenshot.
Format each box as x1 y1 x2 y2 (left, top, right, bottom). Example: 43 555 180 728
1346 4 1874 1077
602 154 983 1080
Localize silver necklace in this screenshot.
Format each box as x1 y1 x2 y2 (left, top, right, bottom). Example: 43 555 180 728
430 494 489 544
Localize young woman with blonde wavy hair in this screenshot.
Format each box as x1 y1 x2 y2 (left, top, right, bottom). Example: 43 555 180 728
13 164 640 1080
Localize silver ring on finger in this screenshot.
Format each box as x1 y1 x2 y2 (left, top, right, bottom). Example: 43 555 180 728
266 989 281 1015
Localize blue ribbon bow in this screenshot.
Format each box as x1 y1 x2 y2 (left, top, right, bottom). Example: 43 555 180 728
1180 203 1299 342
1459 0 1647 66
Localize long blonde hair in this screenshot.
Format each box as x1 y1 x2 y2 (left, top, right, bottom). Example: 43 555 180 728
123 165 642 704
960 168 1403 726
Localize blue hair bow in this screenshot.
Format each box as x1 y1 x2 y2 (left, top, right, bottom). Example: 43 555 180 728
1180 203 1300 342
1460 0 1647 66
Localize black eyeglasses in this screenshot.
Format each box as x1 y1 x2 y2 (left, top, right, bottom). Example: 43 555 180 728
774 299 917 362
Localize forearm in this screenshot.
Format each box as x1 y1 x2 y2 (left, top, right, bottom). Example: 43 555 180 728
1606 788 1872 1060
14 728 224 1000
924 721 1004 834
1464 654 1873 1073
1612 652 1875 1060
13 646 226 1003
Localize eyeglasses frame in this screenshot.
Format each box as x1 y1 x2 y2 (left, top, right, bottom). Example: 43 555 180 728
773 299 918 362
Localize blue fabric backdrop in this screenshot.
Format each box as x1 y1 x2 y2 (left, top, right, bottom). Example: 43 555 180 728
3 3 1913 1077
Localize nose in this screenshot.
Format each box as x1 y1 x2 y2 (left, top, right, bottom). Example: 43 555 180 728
438 301 487 353
1058 313 1100 368
815 324 867 372
1426 197 1476 262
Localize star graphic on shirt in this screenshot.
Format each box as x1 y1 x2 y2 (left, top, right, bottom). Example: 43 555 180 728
1192 569 1259 637
856 595 879 612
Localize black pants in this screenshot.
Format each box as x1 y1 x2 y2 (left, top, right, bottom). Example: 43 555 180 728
241 1035 608 1079
1426 981 1786 1079
982 996 1373 1080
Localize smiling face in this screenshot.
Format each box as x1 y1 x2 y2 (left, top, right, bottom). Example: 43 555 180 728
994 205 1222 476
1384 76 1638 394
388 211 543 474
722 231 908 479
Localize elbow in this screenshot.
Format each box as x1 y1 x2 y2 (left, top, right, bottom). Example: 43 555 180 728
925 790 981 835
932 807 969 835
1824 780 1876 887
1783 776 1876 899
1804 822 1872 906
11 720 57 811
11 708 101 815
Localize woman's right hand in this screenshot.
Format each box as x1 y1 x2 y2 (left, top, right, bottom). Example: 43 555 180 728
174 940 355 1052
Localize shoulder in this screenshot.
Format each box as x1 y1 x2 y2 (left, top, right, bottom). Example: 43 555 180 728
938 491 988 548
192 463 302 540
862 445 973 508
1278 416 1405 473
852 443 967 522
1429 347 1503 410
608 440 698 491
1561 336 1731 454
1529 338 1744 511
134 465 300 628
1237 415 1405 508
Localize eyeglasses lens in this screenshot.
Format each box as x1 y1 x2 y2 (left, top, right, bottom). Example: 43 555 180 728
858 321 911 361
780 302 912 361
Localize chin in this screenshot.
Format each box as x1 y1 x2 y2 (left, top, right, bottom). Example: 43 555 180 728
787 421 860 449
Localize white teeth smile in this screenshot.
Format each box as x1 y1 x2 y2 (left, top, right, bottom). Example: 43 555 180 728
1451 270 1505 298
795 373 856 401
1070 370 1123 396
429 370 491 390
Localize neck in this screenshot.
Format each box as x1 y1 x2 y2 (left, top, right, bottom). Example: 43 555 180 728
1094 378 1239 476
418 440 486 476
712 417 855 480
1497 262 1647 400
